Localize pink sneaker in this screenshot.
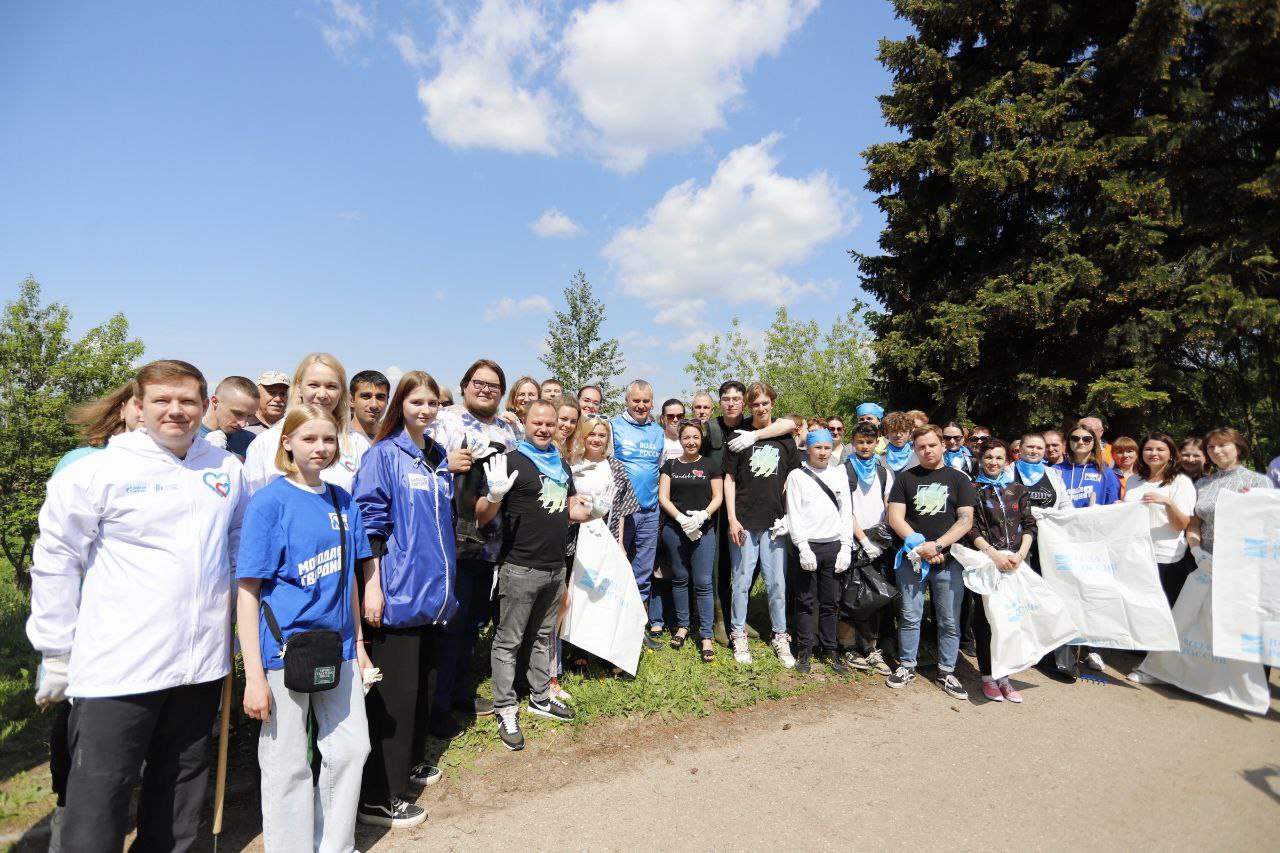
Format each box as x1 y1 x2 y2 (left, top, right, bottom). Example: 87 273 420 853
980 679 1003 702
998 678 1023 703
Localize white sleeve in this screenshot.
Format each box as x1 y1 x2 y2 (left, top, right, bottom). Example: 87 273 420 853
785 471 810 549
226 462 249 572
1269 456 1280 489
25 473 98 657
837 475 854 549
1049 468 1073 511
1172 475 1197 515
206 430 228 450
243 430 276 495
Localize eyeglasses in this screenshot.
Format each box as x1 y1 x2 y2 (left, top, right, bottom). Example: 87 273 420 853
664 413 685 421
468 379 502 394
1070 435 1094 444
583 413 609 422
943 434 964 442
830 427 844 434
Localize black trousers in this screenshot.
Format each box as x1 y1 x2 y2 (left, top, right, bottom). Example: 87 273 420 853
1159 556 1193 608
51 701 71 807
362 624 437 802
63 679 223 853
795 541 841 653
972 592 994 676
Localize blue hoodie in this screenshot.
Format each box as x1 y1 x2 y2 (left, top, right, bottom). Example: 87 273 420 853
353 428 459 627
1053 460 1121 508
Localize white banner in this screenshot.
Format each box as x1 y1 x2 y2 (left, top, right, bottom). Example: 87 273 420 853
1034 503 1178 651
1211 488 1280 665
953 545 1079 679
1139 563 1270 715
563 519 648 676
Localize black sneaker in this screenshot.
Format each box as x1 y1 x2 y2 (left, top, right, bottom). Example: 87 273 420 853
495 706 524 751
795 650 812 674
470 695 495 717
357 797 427 828
642 634 664 651
527 695 575 722
408 762 442 788
824 651 851 677
886 666 916 689
935 671 969 700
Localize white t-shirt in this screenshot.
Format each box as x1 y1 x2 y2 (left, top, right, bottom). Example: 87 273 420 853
1123 473 1196 563
243 420 370 496
661 436 683 466
849 464 894 532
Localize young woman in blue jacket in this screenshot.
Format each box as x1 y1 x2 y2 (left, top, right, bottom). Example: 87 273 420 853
1054 422 1121 508
352 371 460 829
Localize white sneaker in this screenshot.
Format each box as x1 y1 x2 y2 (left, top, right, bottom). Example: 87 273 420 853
1127 669 1161 685
1084 652 1104 671
731 629 753 665
771 633 796 669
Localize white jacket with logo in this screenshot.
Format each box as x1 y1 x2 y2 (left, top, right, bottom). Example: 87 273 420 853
242 419 370 496
26 430 248 698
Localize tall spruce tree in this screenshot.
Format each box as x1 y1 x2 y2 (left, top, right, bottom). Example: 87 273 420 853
856 0 1279 460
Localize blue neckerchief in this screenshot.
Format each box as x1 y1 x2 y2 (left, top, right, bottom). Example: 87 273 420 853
944 446 971 470
849 454 878 486
975 468 1013 491
894 532 929 581
1015 459 1046 487
516 440 568 486
884 441 913 472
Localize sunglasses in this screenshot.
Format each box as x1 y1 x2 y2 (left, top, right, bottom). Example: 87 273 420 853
1070 435 1094 443
943 434 964 441
663 413 686 421
583 413 609 422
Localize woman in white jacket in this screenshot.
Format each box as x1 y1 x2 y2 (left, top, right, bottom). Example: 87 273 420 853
244 353 370 495
784 428 854 676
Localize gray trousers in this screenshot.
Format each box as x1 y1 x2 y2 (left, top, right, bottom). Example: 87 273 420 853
490 562 565 709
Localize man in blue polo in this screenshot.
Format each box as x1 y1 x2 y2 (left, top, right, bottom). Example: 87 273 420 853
611 379 665 648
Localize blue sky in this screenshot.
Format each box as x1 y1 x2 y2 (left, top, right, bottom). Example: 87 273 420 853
0 1 911 402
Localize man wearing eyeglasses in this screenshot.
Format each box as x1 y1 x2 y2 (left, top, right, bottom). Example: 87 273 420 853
429 359 518 727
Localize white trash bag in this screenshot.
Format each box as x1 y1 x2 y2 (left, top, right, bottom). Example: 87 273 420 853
563 519 648 676
1211 489 1280 666
1138 561 1270 715
952 545 1080 680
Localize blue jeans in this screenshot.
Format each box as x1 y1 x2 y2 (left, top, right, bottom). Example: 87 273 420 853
624 505 660 606
896 556 964 671
660 523 716 639
430 557 494 716
730 529 787 635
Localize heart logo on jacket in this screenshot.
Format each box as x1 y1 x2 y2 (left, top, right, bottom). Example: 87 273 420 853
203 471 232 498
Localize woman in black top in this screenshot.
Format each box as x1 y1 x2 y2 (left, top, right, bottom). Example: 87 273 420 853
658 419 723 661
964 438 1036 704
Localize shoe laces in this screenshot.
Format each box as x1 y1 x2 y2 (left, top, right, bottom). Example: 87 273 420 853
893 666 911 680
388 797 412 816
498 707 519 733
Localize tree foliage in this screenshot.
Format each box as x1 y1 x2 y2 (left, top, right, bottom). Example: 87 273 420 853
685 304 875 418
540 270 627 414
855 0 1279 461
0 277 144 589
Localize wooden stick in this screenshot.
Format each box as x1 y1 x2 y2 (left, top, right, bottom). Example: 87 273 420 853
212 669 233 842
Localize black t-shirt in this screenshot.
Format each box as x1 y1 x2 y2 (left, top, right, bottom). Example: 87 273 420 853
1024 471 1058 508
661 456 720 531
701 415 747 467
723 435 799 531
494 451 577 571
886 464 977 544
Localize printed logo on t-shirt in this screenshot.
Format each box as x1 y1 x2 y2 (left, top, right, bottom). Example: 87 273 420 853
327 512 349 531
749 445 780 478
297 544 343 586
912 483 950 516
538 477 568 513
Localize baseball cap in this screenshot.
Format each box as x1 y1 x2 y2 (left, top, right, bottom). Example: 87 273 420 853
257 371 290 387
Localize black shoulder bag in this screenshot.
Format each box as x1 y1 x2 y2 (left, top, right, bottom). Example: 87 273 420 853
261 485 346 693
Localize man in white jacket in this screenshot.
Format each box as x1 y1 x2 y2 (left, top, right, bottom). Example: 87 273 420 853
785 428 854 676
27 359 248 853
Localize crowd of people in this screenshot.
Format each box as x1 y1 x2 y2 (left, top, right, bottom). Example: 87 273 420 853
25 353 1278 852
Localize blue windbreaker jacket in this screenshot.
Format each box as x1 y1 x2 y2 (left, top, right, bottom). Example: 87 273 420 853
353 428 459 627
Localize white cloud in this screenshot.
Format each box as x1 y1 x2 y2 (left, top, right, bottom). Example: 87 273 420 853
413 0 560 155
529 208 584 238
484 294 554 321
559 0 818 170
385 365 405 386
619 330 662 349
321 0 373 61
602 134 855 331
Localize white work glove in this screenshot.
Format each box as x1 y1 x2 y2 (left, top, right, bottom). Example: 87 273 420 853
797 545 817 572
687 509 709 528
361 666 383 696
35 655 70 710
1190 546 1210 567
769 517 788 540
727 429 759 453
466 431 499 460
686 527 703 542
678 513 702 537
907 548 923 573
835 547 852 574
483 454 519 501
589 493 612 519
858 537 883 561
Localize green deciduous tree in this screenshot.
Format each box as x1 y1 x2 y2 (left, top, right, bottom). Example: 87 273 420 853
540 270 627 414
0 277 144 590
685 304 875 418
855 0 1279 461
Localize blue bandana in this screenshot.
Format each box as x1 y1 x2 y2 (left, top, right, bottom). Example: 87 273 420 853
943 446 971 470
806 428 834 447
884 441 913 472
848 454 878 486
975 468 1013 491
856 402 884 420
515 440 569 486
1015 459 1046 487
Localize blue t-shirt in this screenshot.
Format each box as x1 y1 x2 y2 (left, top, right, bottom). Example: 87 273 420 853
611 415 664 509
236 477 373 670
52 445 103 477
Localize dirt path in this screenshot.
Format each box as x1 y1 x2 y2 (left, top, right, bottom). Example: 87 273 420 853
184 652 1279 852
